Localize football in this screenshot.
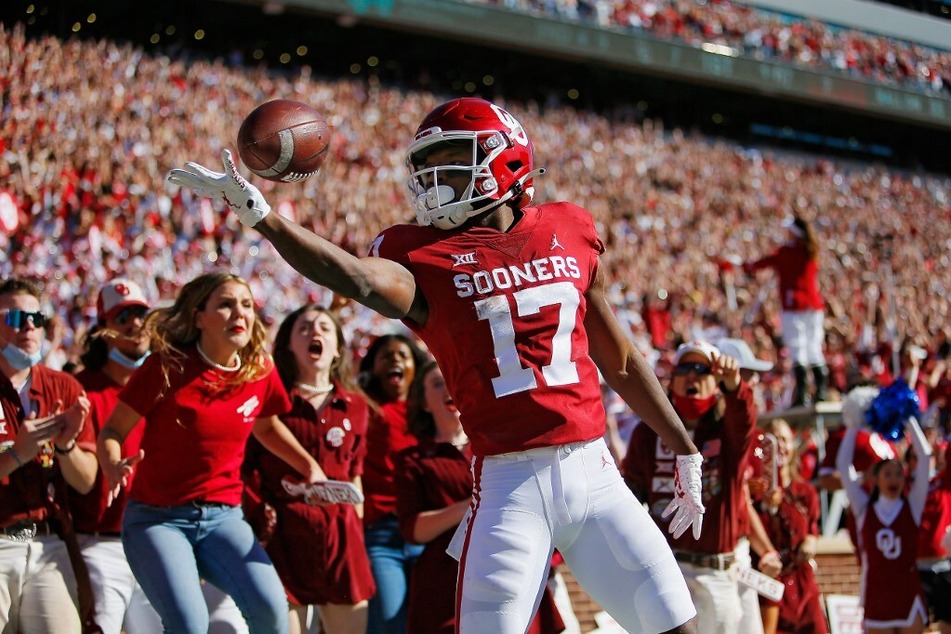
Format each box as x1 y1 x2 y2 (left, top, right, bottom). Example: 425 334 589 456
237 99 330 183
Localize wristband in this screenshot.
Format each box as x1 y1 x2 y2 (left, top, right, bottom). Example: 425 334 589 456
760 549 780 560
54 440 77 455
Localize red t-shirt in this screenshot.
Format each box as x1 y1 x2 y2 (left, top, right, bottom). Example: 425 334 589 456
70 369 147 534
746 243 824 311
362 400 416 526
0 364 91 525
370 203 607 456
623 383 757 554
756 480 826 633
119 348 291 507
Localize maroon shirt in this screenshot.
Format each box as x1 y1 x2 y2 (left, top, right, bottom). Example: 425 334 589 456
756 480 827 633
362 400 416 526
623 382 757 554
69 368 146 534
0 364 91 526
396 437 472 633
245 386 374 605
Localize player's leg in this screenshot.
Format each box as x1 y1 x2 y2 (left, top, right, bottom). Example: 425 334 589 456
456 454 554 633
557 439 696 633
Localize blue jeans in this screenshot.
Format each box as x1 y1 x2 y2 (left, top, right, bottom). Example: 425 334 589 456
122 501 288 634
364 515 423 634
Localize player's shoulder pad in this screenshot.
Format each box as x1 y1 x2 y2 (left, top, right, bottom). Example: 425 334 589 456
367 222 439 264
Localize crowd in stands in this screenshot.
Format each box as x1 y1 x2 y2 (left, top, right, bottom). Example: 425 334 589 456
2 16 951 632
1 22 950 412
466 0 951 95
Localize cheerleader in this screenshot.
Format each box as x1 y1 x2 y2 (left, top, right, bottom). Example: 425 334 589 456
836 386 929 633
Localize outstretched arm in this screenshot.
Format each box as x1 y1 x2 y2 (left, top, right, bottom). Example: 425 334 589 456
168 150 426 324
254 211 425 322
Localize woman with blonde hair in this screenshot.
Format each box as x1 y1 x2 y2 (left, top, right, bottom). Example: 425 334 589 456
97 272 325 633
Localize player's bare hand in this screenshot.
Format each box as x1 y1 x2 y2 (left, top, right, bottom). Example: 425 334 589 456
102 449 145 507
711 353 741 392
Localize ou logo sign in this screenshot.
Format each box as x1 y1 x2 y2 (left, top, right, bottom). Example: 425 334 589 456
489 104 529 147
875 528 901 560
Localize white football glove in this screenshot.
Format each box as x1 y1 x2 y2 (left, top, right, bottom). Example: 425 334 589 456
167 149 271 227
662 452 705 540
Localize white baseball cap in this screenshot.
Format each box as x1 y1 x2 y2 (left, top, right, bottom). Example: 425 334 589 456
97 278 150 321
673 341 719 365
716 338 774 372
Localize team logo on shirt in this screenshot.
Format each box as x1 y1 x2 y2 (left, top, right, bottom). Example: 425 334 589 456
451 252 478 268
236 395 260 423
326 427 345 448
876 528 901 560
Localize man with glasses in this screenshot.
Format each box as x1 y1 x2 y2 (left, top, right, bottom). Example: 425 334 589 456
0 278 96 633
624 340 757 634
71 278 163 633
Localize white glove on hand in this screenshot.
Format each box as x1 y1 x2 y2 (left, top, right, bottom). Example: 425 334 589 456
662 452 705 540
167 149 271 227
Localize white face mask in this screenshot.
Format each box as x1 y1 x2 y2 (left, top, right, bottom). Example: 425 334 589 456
108 347 150 369
1 342 42 371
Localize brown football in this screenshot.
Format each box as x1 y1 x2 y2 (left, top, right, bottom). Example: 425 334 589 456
237 99 330 183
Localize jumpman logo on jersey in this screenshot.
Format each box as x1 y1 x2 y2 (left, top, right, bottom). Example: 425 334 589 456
602 452 612 470
550 234 564 251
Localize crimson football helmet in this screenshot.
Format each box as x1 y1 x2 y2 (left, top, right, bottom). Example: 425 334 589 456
406 98 542 229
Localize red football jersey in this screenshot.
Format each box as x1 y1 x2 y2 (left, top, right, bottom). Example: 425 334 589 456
370 203 607 456
859 500 926 623
119 348 291 507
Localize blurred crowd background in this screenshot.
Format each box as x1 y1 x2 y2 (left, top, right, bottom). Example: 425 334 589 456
0 0 949 414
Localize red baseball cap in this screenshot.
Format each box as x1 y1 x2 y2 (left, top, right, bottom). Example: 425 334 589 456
97 278 150 321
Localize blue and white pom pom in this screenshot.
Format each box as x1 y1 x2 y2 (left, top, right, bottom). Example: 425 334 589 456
865 379 920 442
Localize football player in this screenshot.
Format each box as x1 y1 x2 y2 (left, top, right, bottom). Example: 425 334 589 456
169 97 703 633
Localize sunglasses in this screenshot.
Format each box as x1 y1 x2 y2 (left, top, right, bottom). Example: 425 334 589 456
2 309 48 329
114 305 149 325
673 362 712 376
